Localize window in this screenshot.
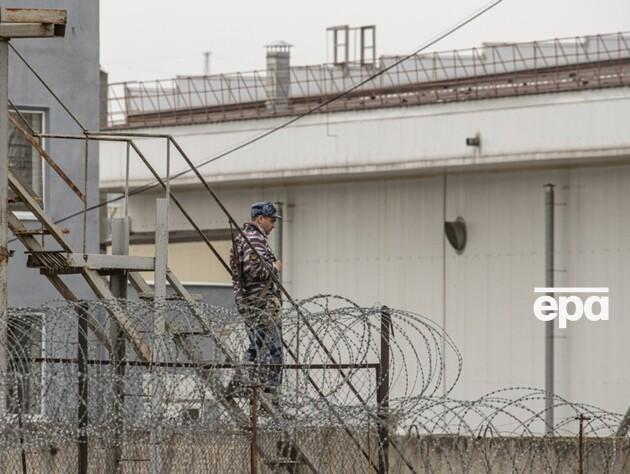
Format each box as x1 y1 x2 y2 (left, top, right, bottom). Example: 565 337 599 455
9 110 45 213
7 313 43 417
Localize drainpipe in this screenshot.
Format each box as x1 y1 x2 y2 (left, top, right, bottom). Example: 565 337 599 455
544 183 555 435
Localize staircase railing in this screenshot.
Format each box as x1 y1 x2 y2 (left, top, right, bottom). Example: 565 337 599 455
7 43 416 473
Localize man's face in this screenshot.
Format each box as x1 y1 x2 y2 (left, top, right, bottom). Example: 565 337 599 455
257 216 276 234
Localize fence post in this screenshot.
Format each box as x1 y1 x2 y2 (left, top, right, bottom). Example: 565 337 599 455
0 37 8 431
77 302 89 474
151 198 168 474
250 384 259 474
378 306 391 474
0 38 8 474
110 217 129 472
576 414 590 474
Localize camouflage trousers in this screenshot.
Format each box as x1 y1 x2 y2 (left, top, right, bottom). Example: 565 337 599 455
240 299 283 387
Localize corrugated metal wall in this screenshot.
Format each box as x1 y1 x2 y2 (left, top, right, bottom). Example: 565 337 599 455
126 162 630 414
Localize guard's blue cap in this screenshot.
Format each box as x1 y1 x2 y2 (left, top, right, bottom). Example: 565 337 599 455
251 201 281 219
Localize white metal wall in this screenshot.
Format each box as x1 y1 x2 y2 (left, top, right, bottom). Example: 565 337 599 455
101 82 630 415
125 163 630 414
100 88 630 191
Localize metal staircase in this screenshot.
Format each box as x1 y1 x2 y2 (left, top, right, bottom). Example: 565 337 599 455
1 8 392 473
7 125 317 472
5 41 387 473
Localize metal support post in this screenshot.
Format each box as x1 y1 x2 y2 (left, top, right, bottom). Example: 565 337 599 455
154 198 168 301
165 139 171 202
123 141 130 218
274 201 284 293
110 217 129 473
377 306 391 474
544 184 555 435
82 136 89 254
77 303 89 474
250 385 259 474
274 201 283 265
576 414 590 474
151 198 168 474
111 219 130 291
0 39 9 426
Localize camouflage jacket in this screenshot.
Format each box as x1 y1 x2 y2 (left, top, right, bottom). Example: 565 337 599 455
230 222 280 310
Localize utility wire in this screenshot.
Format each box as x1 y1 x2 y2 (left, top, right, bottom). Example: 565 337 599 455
8 0 505 243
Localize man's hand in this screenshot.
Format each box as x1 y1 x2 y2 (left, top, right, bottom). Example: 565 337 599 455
273 260 283 273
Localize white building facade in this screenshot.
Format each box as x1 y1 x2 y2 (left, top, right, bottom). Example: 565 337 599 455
100 33 630 415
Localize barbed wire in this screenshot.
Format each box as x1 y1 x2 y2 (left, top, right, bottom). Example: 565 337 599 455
0 295 627 472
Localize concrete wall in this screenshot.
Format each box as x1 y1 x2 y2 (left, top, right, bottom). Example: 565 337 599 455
7 1 101 306
3 433 628 473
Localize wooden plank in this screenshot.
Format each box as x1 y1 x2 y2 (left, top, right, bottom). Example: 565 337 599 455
0 8 66 25
0 23 54 38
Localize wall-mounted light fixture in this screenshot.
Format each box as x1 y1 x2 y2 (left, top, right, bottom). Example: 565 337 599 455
465 134 480 147
444 217 467 254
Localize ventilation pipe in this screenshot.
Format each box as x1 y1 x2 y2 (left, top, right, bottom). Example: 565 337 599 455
265 41 292 113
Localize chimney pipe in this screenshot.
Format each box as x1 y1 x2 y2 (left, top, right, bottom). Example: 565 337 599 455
265 41 292 113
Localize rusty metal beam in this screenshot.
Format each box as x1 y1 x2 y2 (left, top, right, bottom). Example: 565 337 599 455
9 114 84 201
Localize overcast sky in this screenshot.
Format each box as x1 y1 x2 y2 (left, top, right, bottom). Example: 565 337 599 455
101 0 630 84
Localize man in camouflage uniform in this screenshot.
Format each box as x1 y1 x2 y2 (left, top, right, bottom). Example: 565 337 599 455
229 201 283 394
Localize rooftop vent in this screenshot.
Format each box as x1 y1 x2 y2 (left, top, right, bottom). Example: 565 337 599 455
326 25 376 65
265 41 292 112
